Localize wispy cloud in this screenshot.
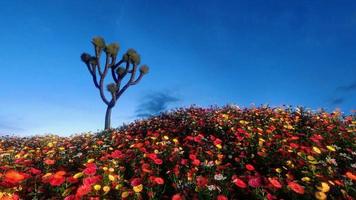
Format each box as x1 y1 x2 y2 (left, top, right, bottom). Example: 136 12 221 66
135 91 180 118
0 119 24 136
335 81 356 92
328 80 356 107
329 97 344 106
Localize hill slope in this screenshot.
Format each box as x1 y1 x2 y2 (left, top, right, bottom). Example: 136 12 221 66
0 106 355 199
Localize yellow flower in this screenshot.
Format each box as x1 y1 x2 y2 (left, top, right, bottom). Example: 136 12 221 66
163 135 169 140
216 144 222 149
121 191 129 198
47 142 54 147
73 172 83 179
173 138 179 143
58 147 65 151
103 167 108 171
301 177 311 182
315 191 327 200
307 155 315 161
93 184 101 191
316 182 330 193
133 184 143 193
87 158 95 163
108 174 116 181
313 147 322 154
103 185 110 193
326 145 336 152
275 168 282 173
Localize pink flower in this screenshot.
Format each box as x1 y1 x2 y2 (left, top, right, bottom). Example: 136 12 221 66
248 176 262 188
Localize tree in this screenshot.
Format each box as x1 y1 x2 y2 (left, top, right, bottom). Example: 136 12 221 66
81 36 149 130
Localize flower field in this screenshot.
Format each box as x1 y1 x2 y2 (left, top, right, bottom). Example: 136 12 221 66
0 106 355 200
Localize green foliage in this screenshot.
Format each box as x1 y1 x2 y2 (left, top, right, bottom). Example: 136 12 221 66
107 83 118 94
116 67 126 76
91 36 106 49
104 43 120 56
80 53 91 63
125 48 141 65
139 65 149 74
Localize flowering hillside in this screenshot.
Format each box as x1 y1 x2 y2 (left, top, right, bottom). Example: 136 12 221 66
0 106 355 200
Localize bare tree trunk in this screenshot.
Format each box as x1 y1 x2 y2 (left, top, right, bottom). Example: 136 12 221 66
105 106 112 129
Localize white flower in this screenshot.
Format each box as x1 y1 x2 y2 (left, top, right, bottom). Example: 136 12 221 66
207 185 217 191
214 173 226 181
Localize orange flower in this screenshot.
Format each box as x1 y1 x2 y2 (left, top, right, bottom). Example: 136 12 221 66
49 171 66 186
4 170 26 184
288 182 304 194
345 172 356 181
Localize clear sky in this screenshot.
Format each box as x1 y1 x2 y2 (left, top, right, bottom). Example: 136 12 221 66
1 0 355 136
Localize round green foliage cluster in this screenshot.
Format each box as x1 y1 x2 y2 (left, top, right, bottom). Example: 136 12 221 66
116 67 126 76
123 48 141 65
91 37 106 49
107 83 118 94
105 43 120 56
139 65 150 74
80 53 91 63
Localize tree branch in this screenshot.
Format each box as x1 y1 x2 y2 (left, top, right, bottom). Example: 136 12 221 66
111 59 124 83
95 49 103 76
130 72 144 86
86 63 99 88
98 55 111 105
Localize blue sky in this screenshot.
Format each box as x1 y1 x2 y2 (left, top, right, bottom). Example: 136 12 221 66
0 0 355 136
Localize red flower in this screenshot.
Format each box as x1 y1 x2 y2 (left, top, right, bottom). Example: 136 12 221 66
248 176 262 188
153 177 165 185
233 177 247 188
142 163 152 173
64 195 76 200
49 171 66 186
192 159 201 166
288 182 304 194
213 138 222 146
189 154 196 160
76 184 91 197
44 159 55 165
111 150 124 159
217 195 228 200
196 176 208 188
83 163 97 175
245 164 255 171
268 177 282 189
131 178 142 187
146 153 157 160
172 193 183 200
154 158 163 165
83 176 101 186
29 167 42 175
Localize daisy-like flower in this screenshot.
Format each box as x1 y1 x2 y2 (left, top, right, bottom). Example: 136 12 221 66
268 177 282 189
214 173 226 181
315 191 327 200
288 182 304 194
316 182 330 193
